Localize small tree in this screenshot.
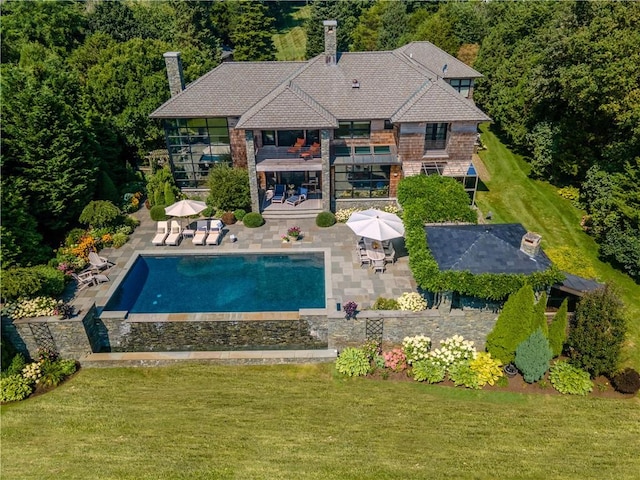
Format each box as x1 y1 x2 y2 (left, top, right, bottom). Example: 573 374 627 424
515 328 553 383
548 299 568 357
533 291 549 336
79 200 121 228
567 286 626 377
164 181 176 206
207 164 250 211
486 284 536 364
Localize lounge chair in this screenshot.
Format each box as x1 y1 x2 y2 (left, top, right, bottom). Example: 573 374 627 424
272 184 286 203
192 220 209 245
285 187 308 207
71 270 109 291
287 138 305 154
152 221 169 245
307 142 321 157
88 251 115 272
165 220 182 246
206 220 223 245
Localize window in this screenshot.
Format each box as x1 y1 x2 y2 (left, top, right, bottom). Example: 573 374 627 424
336 121 370 139
384 119 394 130
277 130 304 146
425 123 448 150
262 130 276 146
334 164 390 199
448 79 473 98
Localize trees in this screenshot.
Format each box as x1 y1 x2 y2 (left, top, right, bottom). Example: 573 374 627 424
229 1 276 61
206 165 251 212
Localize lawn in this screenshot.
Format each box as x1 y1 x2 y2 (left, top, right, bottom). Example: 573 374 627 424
476 124 640 370
273 5 309 61
2 364 639 480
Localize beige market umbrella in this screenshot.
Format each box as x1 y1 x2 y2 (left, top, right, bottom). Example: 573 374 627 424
165 199 207 228
346 208 404 241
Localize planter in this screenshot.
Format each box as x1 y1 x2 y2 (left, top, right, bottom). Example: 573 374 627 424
504 363 518 378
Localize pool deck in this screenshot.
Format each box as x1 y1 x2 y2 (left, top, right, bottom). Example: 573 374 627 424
76 210 417 315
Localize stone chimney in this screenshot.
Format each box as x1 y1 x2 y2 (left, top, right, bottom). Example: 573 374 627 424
163 52 185 97
520 232 542 257
323 20 337 65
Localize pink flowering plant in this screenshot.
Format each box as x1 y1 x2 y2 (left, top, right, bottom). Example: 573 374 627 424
343 301 358 320
287 226 301 238
383 348 408 372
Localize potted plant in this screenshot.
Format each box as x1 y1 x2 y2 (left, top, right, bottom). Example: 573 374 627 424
343 301 358 320
504 363 518 378
287 226 301 240
281 234 290 243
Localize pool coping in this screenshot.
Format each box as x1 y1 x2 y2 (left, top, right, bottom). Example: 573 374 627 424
98 248 333 319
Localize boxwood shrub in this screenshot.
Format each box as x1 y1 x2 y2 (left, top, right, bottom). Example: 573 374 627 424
316 211 336 227
149 205 168 221
0 265 65 302
611 368 640 394
242 212 264 228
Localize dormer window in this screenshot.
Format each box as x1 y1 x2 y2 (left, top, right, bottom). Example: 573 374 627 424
448 79 473 98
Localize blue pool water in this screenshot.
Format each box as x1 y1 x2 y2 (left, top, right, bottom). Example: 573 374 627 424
104 253 325 313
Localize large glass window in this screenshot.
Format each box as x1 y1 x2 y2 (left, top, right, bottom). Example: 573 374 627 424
425 123 448 150
336 121 370 139
448 79 473 98
334 164 391 198
277 130 305 146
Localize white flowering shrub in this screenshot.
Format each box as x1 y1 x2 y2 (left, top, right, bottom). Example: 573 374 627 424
429 335 477 369
382 204 401 215
335 207 362 223
2 297 61 320
396 292 427 312
22 362 42 384
402 335 432 365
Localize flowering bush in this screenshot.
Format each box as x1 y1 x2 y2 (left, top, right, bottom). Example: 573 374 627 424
37 347 59 363
361 340 381 361
70 235 98 261
2 297 61 320
56 262 74 276
429 335 477 369
287 226 301 238
383 348 408 372
396 292 427 311
335 207 361 223
402 335 431 364
343 301 358 320
22 362 42 384
382 204 401 215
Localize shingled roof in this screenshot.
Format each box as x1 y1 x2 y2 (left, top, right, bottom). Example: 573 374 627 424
424 224 552 275
150 42 489 126
394 41 483 79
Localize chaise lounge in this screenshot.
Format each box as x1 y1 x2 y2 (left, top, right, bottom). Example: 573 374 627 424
271 184 286 203
192 220 209 245
165 220 182 246
152 221 169 246
206 219 223 245
285 187 308 207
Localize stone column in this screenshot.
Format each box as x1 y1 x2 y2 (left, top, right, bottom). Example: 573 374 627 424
245 130 260 213
320 129 331 211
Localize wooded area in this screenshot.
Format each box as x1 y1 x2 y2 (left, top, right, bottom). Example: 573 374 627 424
1 0 638 281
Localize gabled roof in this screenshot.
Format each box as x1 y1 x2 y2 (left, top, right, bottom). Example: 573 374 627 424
236 82 337 129
391 80 491 123
424 224 552 275
394 42 483 79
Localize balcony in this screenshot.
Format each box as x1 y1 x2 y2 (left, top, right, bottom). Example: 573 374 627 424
255 146 322 172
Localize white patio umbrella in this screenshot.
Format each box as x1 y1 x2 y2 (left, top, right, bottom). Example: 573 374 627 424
346 208 405 241
164 199 207 227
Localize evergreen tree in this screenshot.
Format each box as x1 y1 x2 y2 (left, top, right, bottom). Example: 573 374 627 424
533 291 549 336
548 299 568 357
376 1 408 50
515 328 553 383
230 1 275 61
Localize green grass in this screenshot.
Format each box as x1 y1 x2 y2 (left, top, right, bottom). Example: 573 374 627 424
476 124 640 370
1 364 639 479
273 5 309 61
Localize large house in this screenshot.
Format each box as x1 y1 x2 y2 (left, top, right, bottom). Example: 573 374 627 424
150 20 491 214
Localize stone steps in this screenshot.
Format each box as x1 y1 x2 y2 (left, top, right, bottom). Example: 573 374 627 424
262 209 322 220
80 349 338 367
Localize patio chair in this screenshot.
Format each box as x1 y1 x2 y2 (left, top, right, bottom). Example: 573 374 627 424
308 142 321 157
165 220 182 246
373 259 386 274
88 251 115 272
192 220 209 245
152 221 169 245
287 137 305 154
206 220 223 246
285 187 308 207
71 270 109 291
272 184 286 203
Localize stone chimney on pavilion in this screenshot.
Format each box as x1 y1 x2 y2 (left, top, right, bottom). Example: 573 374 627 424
520 232 542 257
323 20 337 65
163 51 185 97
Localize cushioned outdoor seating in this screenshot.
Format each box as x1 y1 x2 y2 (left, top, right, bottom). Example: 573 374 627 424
272 184 286 203
307 142 321 156
165 220 182 246
285 187 308 207
88 251 115 271
192 220 209 245
152 221 169 245
287 138 305 154
206 220 223 245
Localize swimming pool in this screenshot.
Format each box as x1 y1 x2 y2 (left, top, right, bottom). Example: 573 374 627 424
104 253 326 313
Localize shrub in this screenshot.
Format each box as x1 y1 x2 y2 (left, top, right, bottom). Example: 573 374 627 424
1 339 18 372
64 228 87 247
79 200 121 228
0 374 33 402
371 297 399 310
39 360 69 388
234 209 247 222
335 208 360 223
316 211 336 227
150 205 168 221
383 348 407 372
412 358 446 383
470 352 503 387
154 189 165 207
1 353 26 377
429 335 476 370
567 286 626 377
111 232 128 248
164 182 177 206
486 284 536 364
242 212 264 228
557 186 580 204
360 340 381 361
448 360 481 389
207 164 251 211
549 361 593 395
548 299 568 357
335 348 371 377
221 211 237 225
0 266 65 302
37 347 58 362
2 297 61 320
58 359 78 376
611 368 640 394
514 328 553 383
22 362 42 384
123 215 141 229
396 292 427 311
402 335 431 365
146 166 175 208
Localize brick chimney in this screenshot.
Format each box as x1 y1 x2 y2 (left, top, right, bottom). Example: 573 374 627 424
323 20 337 65
520 232 542 257
163 51 185 97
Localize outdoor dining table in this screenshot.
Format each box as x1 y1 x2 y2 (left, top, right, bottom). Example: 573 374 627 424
363 238 385 261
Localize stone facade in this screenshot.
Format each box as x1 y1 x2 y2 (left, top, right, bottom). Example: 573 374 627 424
163 52 185 97
230 125 247 168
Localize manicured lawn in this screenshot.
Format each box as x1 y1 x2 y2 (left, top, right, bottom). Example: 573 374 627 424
1 364 639 479
476 124 640 370
273 5 309 61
